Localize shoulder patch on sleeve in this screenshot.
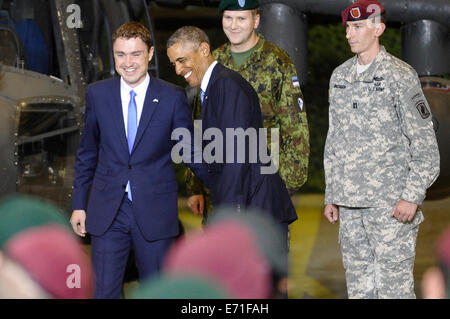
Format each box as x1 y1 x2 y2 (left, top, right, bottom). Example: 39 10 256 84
415 100 430 119
405 86 432 123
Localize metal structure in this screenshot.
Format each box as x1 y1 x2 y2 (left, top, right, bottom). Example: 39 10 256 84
0 0 159 212
256 0 450 199
0 0 449 210
257 0 450 83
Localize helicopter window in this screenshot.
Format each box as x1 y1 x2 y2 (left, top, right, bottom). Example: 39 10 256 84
16 101 79 211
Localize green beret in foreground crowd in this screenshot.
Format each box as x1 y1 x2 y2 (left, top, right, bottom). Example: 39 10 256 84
0 195 71 248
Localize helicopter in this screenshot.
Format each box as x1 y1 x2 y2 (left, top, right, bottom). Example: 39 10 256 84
0 0 448 216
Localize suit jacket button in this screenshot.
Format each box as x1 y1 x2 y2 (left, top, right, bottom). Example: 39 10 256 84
128 165 132 169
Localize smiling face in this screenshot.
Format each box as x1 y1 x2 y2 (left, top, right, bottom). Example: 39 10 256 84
222 10 260 52
166 41 211 88
113 37 154 88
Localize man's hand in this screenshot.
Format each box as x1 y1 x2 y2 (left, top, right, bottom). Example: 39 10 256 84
391 199 418 223
324 204 339 224
187 194 205 215
70 210 87 237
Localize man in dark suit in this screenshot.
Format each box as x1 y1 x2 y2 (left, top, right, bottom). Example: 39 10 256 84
70 22 206 298
166 26 297 264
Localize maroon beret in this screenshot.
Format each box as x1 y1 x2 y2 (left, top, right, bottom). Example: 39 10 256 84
4 225 93 299
436 226 450 268
341 0 385 25
164 220 272 299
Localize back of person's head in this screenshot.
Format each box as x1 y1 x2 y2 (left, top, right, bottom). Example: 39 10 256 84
436 226 450 297
0 194 93 298
422 226 450 299
208 207 289 297
2 225 93 298
163 216 272 298
0 194 71 247
131 274 230 299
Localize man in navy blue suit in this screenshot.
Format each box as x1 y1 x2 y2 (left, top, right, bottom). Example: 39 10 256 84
70 22 206 298
167 27 297 290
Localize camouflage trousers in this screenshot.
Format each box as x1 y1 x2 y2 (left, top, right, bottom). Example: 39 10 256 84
338 206 424 299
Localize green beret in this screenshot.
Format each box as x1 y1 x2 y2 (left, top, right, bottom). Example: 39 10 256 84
218 0 259 12
0 194 71 248
131 274 230 299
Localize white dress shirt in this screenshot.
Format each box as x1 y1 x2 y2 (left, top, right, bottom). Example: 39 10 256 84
200 60 218 94
120 73 150 135
120 73 150 194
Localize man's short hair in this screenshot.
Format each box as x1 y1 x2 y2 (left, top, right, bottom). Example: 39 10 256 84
166 26 210 50
112 21 152 51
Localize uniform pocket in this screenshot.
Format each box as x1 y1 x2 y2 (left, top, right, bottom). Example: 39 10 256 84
377 210 423 264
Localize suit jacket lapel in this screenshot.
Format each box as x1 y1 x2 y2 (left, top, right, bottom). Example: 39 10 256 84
204 62 222 95
132 76 159 154
201 63 222 120
111 77 129 154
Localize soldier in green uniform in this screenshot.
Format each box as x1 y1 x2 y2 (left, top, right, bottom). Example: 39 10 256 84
185 0 310 223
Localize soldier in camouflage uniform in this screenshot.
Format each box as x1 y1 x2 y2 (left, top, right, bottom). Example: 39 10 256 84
323 0 440 299
186 0 309 223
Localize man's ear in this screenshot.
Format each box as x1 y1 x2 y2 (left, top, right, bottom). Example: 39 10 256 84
254 13 260 30
148 46 155 62
199 42 211 56
375 22 386 37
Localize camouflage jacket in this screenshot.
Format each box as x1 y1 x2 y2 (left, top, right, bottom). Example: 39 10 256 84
324 46 440 207
186 35 310 196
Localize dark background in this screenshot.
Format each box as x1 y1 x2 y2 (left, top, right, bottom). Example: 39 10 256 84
145 6 403 195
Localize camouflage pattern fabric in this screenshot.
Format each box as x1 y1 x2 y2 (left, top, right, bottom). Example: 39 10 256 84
324 46 440 208
185 36 310 220
325 46 440 299
339 206 423 299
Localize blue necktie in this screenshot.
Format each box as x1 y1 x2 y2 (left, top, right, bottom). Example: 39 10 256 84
127 90 137 201
200 89 206 104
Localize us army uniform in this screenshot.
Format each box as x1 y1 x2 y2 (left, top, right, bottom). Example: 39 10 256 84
324 46 440 298
186 35 310 221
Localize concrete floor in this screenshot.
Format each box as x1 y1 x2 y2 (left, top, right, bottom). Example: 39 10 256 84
178 194 450 299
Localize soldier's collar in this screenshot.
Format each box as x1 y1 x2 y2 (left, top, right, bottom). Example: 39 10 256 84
345 46 387 83
240 34 264 68
225 34 264 69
